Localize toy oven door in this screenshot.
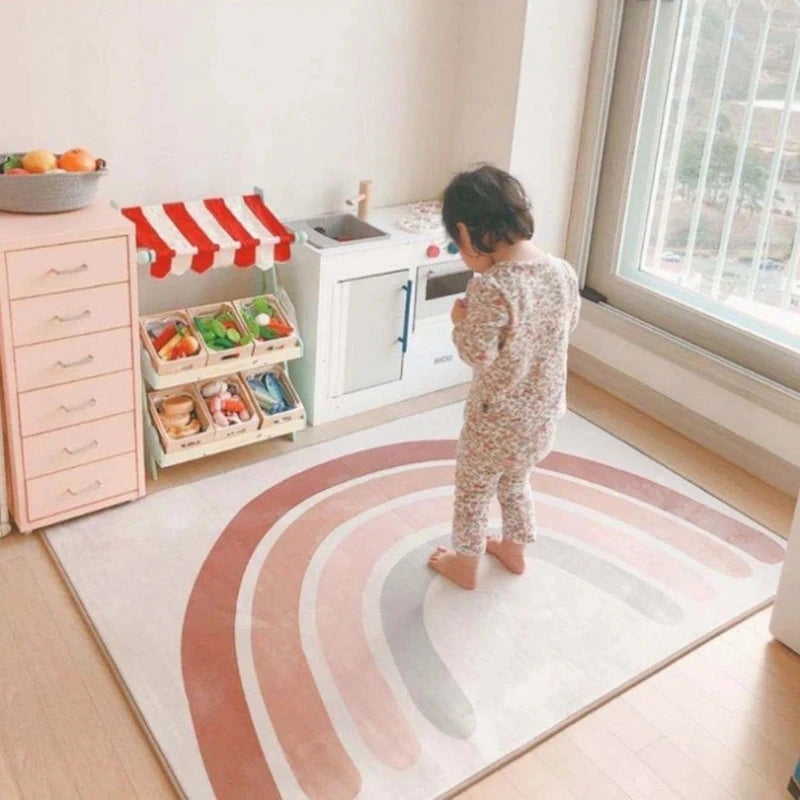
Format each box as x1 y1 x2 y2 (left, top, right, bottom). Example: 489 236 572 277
415 261 472 324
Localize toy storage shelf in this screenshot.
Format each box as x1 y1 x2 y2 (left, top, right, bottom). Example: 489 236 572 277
125 189 309 479
145 415 305 468
141 343 304 390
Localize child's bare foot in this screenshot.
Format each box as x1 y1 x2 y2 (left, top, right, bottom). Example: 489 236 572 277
428 547 479 590
486 538 526 574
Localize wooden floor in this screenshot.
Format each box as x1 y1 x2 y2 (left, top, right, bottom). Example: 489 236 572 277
0 375 797 800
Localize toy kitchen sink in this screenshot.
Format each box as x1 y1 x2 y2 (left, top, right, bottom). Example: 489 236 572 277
278 203 472 425
293 213 390 249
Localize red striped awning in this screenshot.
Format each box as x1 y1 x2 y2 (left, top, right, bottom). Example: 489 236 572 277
121 194 294 279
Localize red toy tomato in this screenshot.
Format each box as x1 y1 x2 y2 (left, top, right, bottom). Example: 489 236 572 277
152 323 177 352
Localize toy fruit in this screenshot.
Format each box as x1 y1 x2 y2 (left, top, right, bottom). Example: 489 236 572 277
22 149 57 173
57 148 97 172
193 308 252 351
4 168 30 175
200 379 251 428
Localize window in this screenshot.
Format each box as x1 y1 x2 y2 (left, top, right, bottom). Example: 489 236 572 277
588 0 800 390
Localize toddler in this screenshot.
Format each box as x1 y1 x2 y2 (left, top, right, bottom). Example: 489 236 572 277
428 165 580 589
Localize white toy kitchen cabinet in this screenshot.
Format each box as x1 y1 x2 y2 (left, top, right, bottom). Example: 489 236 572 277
278 204 472 425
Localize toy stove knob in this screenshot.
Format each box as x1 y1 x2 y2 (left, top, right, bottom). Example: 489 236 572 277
426 244 440 259
447 241 459 255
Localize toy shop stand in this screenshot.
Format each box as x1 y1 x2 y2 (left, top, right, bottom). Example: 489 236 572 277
122 188 308 479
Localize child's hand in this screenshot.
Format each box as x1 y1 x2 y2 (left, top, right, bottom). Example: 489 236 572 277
451 298 468 324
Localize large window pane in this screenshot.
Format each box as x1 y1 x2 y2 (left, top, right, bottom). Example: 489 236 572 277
623 0 800 353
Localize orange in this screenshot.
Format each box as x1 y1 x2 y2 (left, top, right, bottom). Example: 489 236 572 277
57 148 97 172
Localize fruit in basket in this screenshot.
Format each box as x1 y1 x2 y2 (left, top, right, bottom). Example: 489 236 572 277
0 154 24 174
57 148 97 172
22 149 58 173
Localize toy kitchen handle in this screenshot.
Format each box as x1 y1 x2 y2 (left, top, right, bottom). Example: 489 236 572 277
397 280 413 354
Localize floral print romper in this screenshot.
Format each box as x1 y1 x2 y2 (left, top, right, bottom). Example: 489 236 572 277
451 257 580 556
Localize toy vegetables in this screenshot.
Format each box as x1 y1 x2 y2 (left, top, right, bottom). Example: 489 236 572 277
194 308 252 351
246 371 293 415
238 296 294 341
200 379 252 428
146 318 201 361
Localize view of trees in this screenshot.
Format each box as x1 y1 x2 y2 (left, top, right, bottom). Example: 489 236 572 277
649 0 800 308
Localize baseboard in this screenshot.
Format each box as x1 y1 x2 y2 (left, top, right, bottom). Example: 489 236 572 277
569 347 800 496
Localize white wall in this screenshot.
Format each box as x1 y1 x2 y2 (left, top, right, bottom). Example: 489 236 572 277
510 0 597 255
3 0 462 218
449 0 528 173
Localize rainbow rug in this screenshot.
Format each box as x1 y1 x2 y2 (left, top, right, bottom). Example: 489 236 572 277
45 405 786 800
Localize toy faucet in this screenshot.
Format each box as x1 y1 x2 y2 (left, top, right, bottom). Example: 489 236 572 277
345 179 372 221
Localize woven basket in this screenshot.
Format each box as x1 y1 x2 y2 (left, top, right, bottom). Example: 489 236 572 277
0 153 107 214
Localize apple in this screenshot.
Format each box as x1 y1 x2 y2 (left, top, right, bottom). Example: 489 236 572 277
22 149 58 173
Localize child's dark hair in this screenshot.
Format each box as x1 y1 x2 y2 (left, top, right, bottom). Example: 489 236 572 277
442 165 534 254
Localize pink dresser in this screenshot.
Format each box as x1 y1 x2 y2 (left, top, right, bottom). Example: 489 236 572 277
0 204 145 533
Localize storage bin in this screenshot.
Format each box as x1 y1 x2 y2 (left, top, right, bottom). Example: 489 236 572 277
242 367 305 429
147 385 213 453
233 294 300 357
197 374 260 441
189 302 254 364
140 310 208 375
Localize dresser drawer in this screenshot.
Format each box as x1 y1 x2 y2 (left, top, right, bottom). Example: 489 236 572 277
26 452 138 521
20 371 135 437
6 237 128 300
23 412 136 479
11 282 130 347
15 327 133 392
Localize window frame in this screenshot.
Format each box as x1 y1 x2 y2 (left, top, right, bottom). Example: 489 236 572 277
585 0 800 392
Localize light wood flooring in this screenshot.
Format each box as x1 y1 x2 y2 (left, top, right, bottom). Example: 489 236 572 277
0 374 797 799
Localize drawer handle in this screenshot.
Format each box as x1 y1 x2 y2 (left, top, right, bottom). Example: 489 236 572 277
48 263 89 276
67 480 102 497
63 439 99 456
60 398 98 413
53 309 92 323
57 354 94 368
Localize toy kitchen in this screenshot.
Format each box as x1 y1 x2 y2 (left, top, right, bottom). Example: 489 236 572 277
281 198 472 425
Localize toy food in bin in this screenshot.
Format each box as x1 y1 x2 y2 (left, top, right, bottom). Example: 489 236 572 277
140 310 207 375
200 376 259 439
191 303 254 364
244 368 305 427
147 386 213 452
234 295 298 355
